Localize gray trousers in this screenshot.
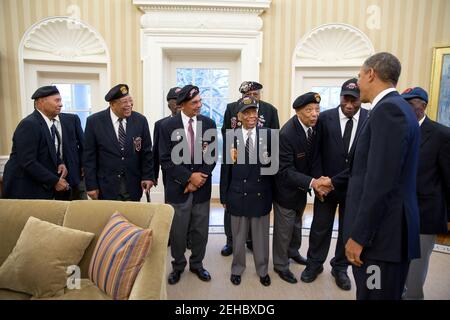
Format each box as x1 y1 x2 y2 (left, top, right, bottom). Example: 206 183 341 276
272 202 304 271
403 234 436 300
169 193 210 271
231 214 270 277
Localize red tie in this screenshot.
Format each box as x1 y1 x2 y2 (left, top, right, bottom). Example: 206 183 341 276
188 118 194 162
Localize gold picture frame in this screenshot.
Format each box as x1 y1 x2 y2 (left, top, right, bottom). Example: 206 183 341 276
428 46 450 127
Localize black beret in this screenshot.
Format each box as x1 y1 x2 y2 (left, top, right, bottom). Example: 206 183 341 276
341 78 360 98
167 87 182 101
293 92 321 109
238 96 258 113
31 86 60 100
105 84 129 102
239 81 263 94
176 85 200 105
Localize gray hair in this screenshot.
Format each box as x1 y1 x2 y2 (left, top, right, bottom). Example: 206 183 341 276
363 52 401 86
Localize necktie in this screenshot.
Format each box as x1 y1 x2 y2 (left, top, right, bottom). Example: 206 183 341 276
306 127 313 154
245 130 255 163
188 118 195 162
51 119 61 160
118 118 126 153
342 117 354 154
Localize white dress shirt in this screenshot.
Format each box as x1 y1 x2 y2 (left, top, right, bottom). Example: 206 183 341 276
181 111 197 141
297 117 313 137
110 108 127 140
371 87 397 109
419 115 426 127
241 126 256 149
338 107 361 152
37 109 63 157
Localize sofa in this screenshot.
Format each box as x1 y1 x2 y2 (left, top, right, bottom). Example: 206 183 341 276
0 199 174 300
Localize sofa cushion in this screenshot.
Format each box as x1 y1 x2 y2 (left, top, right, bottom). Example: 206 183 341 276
32 279 111 300
88 212 152 300
0 199 68 266
0 289 32 300
0 216 94 298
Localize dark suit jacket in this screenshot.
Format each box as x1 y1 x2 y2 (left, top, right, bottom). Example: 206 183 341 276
3 110 62 199
333 91 421 262
83 108 154 201
159 113 217 204
60 113 84 188
220 128 273 217
273 116 318 211
152 116 170 186
313 107 369 199
417 117 450 234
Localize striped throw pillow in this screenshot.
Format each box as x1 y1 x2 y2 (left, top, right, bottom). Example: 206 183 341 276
88 212 152 300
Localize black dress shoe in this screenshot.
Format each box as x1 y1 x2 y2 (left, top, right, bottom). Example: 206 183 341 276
259 274 271 286
274 269 298 284
230 274 241 285
300 265 324 283
190 267 212 282
331 269 351 291
168 269 183 285
221 244 233 256
289 255 308 265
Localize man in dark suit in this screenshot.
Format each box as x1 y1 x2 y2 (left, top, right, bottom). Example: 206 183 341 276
400 87 450 300
84 84 155 201
221 81 280 256
303 79 368 289
153 86 181 190
220 96 273 287
330 52 421 300
3 86 69 199
159 85 217 285
272 92 333 284
54 112 86 200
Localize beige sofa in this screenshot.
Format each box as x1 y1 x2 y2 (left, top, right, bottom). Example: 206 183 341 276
0 199 174 300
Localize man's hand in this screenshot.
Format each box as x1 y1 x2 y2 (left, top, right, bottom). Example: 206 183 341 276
141 180 154 193
58 164 68 179
55 178 69 192
87 189 99 200
345 238 364 267
183 182 198 194
189 172 208 188
311 176 334 199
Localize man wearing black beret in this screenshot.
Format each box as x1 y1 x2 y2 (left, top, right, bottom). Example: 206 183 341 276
83 84 155 201
159 84 217 285
220 81 280 257
272 92 333 284
3 86 70 199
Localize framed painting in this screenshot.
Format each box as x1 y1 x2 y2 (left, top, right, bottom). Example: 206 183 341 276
429 46 450 127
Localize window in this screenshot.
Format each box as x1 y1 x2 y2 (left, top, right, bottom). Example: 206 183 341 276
53 83 92 129
176 68 229 184
312 86 341 112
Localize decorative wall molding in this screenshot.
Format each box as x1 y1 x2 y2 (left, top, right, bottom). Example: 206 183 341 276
293 23 375 67
134 0 269 32
21 17 109 63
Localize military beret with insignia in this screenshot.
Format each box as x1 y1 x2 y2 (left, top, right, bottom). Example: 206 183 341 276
31 85 60 100
176 85 200 105
238 96 258 113
401 87 428 103
340 78 360 98
292 92 321 109
167 86 182 101
239 81 263 94
105 84 129 102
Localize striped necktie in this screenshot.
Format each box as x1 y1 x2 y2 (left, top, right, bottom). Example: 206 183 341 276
118 118 126 153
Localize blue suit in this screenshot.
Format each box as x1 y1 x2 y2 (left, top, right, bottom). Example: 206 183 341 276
333 91 421 299
83 108 154 201
3 110 62 199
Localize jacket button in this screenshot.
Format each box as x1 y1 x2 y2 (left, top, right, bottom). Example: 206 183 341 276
117 175 121 178
257 179 260 182
244 193 247 196
121 157 125 160
243 179 247 183
257 193 261 196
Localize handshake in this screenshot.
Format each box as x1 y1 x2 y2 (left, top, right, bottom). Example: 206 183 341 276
311 176 334 201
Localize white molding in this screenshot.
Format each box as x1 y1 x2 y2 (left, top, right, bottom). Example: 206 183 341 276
134 0 271 13
18 16 111 118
